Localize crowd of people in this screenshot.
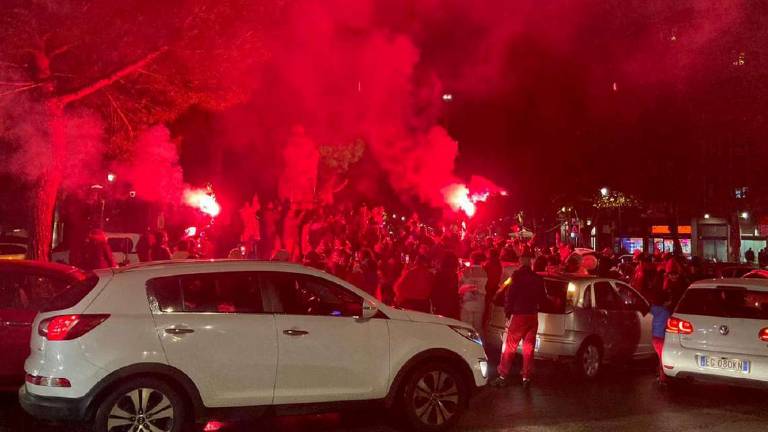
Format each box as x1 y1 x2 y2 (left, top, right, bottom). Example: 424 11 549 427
74 198 734 387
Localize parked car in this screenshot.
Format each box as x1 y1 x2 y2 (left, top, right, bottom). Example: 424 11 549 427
0 260 86 390
0 243 28 260
662 278 768 388
488 273 655 378
51 232 141 267
20 260 487 432
715 264 755 279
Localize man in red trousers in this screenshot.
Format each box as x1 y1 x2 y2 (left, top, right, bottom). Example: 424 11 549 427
491 252 546 389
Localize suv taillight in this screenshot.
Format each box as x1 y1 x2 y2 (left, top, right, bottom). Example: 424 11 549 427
666 317 694 335
759 328 768 342
38 314 110 341
25 374 71 387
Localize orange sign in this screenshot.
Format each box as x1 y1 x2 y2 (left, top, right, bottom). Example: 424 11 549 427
651 225 671 234
651 225 691 235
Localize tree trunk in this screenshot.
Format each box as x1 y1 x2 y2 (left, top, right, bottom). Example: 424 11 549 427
27 101 65 261
28 173 60 261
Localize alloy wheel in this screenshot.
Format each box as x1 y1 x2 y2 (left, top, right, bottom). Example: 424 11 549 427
106 387 175 432
582 344 600 378
411 370 460 426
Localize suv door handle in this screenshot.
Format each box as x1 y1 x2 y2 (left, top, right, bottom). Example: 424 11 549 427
165 328 195 335
283 329 309 336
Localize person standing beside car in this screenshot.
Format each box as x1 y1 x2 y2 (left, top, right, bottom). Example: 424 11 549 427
149 231 172 261
431 252 461 319
483 249 503 328
649 287 671 384
492 252 546 389
394 254 434 313
459 251 488 331
80 229 115 271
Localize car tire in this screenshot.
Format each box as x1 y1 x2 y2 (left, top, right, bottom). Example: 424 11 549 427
92 377 187 432
400 361 469 432
576 340 602 379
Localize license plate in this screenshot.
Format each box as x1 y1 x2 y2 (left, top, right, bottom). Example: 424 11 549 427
697 355 750 373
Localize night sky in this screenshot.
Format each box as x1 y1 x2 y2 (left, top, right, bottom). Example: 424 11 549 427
2 0 768 231
174 0 768 216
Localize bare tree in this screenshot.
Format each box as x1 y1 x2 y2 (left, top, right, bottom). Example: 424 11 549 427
0 0 280 259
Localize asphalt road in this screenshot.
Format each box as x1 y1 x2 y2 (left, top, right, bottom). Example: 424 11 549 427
2 359 767 432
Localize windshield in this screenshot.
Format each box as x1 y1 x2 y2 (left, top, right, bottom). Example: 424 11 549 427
676 287 768 320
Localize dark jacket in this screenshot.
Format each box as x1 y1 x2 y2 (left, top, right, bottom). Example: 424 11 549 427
505 265 546 316
431 269 460 320
81 239 115 271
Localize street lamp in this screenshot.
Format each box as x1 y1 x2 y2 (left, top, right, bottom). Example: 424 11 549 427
741 211 749 220
600 187 609 197
704 213 711 219
107 172 116 183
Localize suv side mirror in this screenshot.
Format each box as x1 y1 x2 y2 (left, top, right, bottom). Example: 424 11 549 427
360 299 379 320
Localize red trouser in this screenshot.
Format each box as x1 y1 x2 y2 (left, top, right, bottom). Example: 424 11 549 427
498 314 538 379
652 337 666 382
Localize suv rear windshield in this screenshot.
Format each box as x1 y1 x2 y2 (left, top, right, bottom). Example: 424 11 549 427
41 274 100 312
540 279 568 314
676 287 768 319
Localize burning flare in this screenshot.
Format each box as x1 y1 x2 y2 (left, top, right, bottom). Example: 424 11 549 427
442 181 506 218
183 188 221 218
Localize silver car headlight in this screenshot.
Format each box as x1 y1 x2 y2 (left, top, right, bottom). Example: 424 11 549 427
449 325 483 346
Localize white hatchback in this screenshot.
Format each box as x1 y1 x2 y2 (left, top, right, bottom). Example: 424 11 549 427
19 260 487 432
663 278 768 388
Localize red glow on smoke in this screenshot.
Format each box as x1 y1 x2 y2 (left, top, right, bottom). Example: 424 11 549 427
442 176 507 218
183 188 221 217
443 183 477 217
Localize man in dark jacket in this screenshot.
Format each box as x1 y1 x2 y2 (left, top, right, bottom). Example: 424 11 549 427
80 229 116 271
492 253 546 389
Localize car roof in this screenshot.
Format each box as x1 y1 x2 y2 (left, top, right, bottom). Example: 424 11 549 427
105 260 374 299
537 272 612 283
0 259 85 279
113 259 328 278
690 278 768 291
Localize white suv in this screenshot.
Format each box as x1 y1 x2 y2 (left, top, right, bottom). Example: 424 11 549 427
19 260 487 432
663 278 768 388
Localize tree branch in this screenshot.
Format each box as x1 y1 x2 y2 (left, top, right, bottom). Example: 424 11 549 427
0 82 44 97
54 47 168 106
49 42 77 58
105 91 134 137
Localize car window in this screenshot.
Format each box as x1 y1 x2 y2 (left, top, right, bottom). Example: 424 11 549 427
147 272 263 314
261 272 362 317
579 285 592 308
594 281 624 310
42 274 98 312
0 273 71 311
614 282 649 313
540 279 568 314
676 287 768 319
0 244 26 255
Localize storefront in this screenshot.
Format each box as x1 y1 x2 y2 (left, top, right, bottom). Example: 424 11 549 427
739 217 767 261
694 217 730 262
647 225 692 257
618 237 644 254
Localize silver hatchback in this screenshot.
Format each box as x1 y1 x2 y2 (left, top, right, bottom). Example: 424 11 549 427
487 273 656 378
